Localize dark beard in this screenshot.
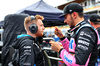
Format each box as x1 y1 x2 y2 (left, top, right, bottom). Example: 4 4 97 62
70 15 74 29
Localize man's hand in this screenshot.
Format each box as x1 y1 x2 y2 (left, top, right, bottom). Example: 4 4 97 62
54 27 64 38
49 40 62 52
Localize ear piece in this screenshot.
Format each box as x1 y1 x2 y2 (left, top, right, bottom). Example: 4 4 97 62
29 16 38 34
29 23 38 34
30 16 35 20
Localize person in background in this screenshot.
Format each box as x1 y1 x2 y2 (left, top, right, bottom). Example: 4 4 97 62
49 3 99 66
12 15 45 66
89 14 100 65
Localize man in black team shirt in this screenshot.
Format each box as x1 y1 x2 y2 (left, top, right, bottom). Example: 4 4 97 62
12 15 45 66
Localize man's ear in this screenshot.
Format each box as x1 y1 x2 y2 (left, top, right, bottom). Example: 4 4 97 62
72 12 77 19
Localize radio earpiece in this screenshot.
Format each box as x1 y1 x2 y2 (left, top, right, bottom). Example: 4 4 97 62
29 16 38 33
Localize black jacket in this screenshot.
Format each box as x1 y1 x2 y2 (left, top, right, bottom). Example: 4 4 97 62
73 21 98 66
97 27 100 58
12 34 45 66
61 21 98 66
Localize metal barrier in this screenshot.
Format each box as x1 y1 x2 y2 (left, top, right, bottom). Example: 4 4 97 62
42 47 66 66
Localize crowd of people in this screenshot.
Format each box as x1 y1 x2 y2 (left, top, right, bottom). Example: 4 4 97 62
1 2 100 66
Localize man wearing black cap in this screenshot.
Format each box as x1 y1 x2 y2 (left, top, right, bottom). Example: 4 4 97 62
89 14 100 64
89 14 100 29
49 3 99 66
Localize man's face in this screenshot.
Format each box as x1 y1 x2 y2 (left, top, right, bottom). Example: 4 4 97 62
36 19 45 37
64 14 74 28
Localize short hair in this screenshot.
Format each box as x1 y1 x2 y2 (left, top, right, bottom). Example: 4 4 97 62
77 12 84 18
24 15 44 31
70 12 84 18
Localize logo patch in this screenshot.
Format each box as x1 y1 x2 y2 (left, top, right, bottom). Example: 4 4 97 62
69 38 74 49
64 55 72 64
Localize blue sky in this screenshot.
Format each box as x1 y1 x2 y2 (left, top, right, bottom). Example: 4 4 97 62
0 0 66 21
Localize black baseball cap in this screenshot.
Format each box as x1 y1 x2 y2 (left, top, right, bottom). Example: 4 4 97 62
59 3 83 18
89 14 100 22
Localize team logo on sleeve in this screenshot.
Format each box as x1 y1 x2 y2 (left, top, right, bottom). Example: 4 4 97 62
64 54 72 64
69 38 76 53
69 39 74 49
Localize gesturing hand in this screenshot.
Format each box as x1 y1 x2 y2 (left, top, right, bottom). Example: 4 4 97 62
49 40 62 52
54 27 64 38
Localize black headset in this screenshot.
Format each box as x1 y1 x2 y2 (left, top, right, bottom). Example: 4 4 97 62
29 16 38 34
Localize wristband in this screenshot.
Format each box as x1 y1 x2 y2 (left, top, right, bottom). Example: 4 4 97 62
59 48 64 54
60 37 65 41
